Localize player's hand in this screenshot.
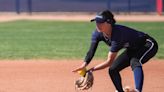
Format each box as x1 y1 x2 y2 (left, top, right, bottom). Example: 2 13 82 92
72 67 84 73
72 62 87 73
88 67 94 72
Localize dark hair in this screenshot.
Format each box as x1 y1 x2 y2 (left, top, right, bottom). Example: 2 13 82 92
99 10 116 24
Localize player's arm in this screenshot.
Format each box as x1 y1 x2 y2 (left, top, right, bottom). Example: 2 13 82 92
72 31 100 72
90 41 121 72
90 51 117 72
72 41 99 72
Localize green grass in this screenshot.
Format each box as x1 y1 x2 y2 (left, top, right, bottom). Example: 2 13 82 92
0 20 163 59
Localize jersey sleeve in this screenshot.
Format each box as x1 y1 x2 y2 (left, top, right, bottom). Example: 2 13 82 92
110 41 123 52
84 31 101 64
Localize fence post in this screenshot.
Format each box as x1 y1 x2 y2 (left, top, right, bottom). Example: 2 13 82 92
27 0 32 15
157 0 163 15
15 0 20 14
128 0 131 14
107 0 111 10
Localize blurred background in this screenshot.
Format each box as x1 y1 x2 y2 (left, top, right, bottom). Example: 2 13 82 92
0 0 163 59
0 0 163 15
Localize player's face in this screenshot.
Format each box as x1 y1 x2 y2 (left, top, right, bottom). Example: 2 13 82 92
96 22 112 34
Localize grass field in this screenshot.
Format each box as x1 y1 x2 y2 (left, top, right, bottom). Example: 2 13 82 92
0 20 163 59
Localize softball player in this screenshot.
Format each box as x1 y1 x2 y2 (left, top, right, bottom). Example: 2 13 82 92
72 10 158 92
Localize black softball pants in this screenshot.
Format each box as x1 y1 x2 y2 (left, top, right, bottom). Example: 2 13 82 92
108 37 158 92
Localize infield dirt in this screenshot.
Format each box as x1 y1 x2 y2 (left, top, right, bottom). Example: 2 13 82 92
0 59 163 92
1 13 164 22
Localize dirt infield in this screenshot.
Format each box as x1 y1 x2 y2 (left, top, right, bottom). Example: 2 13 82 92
1 13 164 22
0 59 163 92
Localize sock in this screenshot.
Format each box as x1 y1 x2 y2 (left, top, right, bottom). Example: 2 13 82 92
133 66 144 92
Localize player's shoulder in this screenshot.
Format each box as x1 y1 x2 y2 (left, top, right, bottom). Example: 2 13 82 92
91 30 104 41
113 24 129 30
92 30 103 37
113 24 138 31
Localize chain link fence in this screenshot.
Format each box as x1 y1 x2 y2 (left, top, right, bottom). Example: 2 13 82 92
0 0 162 14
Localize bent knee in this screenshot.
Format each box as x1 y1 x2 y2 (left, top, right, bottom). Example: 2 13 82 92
130 58 142 70
108 67 119 75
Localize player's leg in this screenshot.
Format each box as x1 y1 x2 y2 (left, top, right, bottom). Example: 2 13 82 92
130 38 158 92
109 50 131 92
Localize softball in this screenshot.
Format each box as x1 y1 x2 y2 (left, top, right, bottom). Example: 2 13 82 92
77 68 87 77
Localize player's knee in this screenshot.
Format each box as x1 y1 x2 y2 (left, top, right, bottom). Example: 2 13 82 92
108 67 118 75
130 58 142 70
